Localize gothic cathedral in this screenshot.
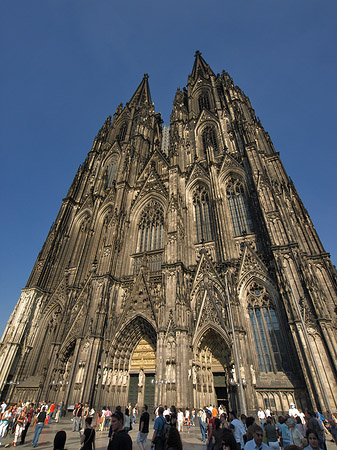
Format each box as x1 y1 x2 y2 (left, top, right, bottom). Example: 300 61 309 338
1 52 336 415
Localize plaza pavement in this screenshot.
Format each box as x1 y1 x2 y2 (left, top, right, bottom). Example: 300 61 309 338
1 416 336 450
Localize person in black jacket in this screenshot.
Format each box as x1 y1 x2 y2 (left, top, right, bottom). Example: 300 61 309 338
107 411 132 450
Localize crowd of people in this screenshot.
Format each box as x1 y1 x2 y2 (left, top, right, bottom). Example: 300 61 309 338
0 399 336 450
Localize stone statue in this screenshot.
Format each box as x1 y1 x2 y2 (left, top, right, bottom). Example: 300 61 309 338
122 371 128 386
192 365 197 385
138 369 145 387
112 369 118 385
250 365 256 385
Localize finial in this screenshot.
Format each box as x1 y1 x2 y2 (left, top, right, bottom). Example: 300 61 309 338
144 73 149 80
195 50 201 57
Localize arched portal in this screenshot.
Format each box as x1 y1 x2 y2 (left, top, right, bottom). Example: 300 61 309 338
193 326 231 409
129 337 156 412
98 315 157 410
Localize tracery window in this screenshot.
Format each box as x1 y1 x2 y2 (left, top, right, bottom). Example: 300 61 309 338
106 155 119 188
198 91 210 112
226 178 253 236
247 282 287 373
202 126 219 156
117 122 127 141
193 186 213 243
137 200 164 252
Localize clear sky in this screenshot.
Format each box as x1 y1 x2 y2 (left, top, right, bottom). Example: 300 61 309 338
0 0 336 337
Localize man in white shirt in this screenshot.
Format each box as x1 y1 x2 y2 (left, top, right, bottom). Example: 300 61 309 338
1 402 7 413
265 408 271 418
244 424 270 450
229 411 246 450
257 407 266 428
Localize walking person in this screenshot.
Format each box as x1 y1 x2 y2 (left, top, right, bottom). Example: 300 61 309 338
124 409 131 433
229 410 246 450
107 411 132 450
32 407 47 448
136 405 150 450
80 417 95 450
264 417 279 450
151 406 167 450
21 403 34 444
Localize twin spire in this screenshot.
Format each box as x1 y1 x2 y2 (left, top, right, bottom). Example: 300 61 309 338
127 52 215 107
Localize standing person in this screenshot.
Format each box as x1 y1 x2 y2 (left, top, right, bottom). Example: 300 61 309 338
264 417 279 450
151 406 167 450
107 411 132 450
80 417 95 450
277 416 291 450
229 411 246 450
124 409 131 433
137 405 150 450
21 403 34 444
170 406 178 428
32 407 47 448
0 406 13 447
100 407 106 432
177 409 184 433
244 424 270 450
132 403 138 425
198 408 207 443
212 405 218 419
104 407 111 431
73 403 83 432
10 407 26 447
192 408 196 426
296 416 307 438
286 418 307 449
258 408 267 429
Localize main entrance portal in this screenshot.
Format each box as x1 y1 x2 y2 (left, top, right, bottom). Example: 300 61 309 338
193 327 230 408
128 337 156 413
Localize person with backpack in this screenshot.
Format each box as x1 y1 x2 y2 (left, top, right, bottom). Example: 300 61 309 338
151 406 168 450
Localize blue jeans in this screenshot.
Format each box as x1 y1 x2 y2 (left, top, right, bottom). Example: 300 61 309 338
32 422 44 447
199 417 206 442
73 416 80 431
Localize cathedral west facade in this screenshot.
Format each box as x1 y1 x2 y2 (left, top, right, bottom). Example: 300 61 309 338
1 52 336 415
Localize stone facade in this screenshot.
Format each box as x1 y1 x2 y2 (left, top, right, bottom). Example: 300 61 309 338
1 52 336 415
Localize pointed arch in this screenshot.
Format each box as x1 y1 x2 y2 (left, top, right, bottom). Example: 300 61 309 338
241 277 289 374
136 200 164 252
198 90 211 112
225 177 253 236
110 314 157 363
192 184 214 243
202 125 219 156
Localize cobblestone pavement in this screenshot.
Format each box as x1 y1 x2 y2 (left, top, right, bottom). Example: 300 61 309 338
1 418 336 450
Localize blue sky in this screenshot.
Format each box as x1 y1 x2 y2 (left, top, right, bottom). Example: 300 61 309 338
0 0 336 336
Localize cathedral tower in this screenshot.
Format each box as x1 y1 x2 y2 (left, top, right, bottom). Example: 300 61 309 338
1 53 336 414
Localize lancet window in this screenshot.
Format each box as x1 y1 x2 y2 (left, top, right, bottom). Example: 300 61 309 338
117 122 127 141
247 282 287 373
202 126 219 156
198 91 210 112
193 186 213 243
226 178 253 236
106 155 119 188
137 200 164 252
